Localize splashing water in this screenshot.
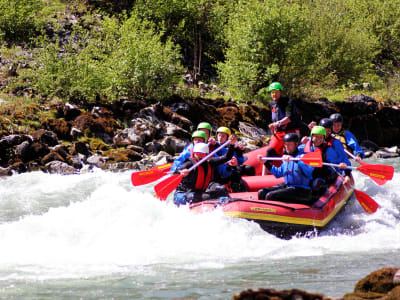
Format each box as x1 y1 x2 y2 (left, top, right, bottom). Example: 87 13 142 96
0 159 399 299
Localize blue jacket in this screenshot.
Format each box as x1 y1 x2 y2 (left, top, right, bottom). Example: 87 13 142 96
298 139 351 176
333 130 364 158
214 144 246 179
265 151 314 189
170 143 193 172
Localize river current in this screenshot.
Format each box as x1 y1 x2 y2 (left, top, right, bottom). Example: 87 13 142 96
0 158 399 299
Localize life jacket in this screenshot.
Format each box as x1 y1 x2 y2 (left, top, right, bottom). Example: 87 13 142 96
270 97 301 131
332 130 353 153
303 138 332 156
190 158 213 191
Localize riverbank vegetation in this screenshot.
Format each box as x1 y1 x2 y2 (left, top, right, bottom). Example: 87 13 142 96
1 0 400 129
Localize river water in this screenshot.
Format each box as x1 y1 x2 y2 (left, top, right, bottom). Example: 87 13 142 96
0 158 399 299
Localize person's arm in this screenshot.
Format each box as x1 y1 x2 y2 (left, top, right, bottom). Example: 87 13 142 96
170 145 192 172
345 131 364 159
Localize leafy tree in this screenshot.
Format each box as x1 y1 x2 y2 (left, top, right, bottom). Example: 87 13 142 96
0 0 43 43
34 13 182 103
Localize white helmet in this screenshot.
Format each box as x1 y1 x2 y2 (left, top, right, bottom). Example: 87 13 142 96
193 142 209 154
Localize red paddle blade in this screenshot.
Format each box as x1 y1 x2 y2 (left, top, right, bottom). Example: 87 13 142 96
354 189 379 213
301 151 323 167
357 162 394 184
131 169 166 186
154 174 183 200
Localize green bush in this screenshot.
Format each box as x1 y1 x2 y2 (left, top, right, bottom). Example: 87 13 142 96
218 0 377 100
0 0 44 43
34 14 182 103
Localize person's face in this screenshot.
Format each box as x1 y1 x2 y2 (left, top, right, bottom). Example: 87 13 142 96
200 128 210 138
194 152 206 160
217 132 228 144
284 141 298 154
325 128 332 136
193 137 205 144
270 90 281 101
332 122 342 134
312 134 325 147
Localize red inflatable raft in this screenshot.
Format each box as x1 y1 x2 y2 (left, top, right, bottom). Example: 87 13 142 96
189 146 354 238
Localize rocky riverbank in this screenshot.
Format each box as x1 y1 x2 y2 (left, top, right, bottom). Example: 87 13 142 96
0 94 399 176
233 267 400 300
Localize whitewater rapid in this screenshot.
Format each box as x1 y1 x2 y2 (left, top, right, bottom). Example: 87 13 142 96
0 161 399 284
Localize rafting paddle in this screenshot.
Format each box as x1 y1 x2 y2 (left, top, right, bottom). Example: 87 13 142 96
131 163 172 186
260 151 323 167
330 167 379 214
154 140 231 200
323 162 394 185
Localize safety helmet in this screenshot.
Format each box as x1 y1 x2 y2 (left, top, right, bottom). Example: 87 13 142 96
197 122 212 133
311 125 326 137
329 113 343 123
193 142 209 154
268 82 283 92
319 118 333 129
283 133 299 143
191 130 207 142
216 126 231 136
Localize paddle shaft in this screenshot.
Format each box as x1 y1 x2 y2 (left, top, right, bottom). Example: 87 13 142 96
261 156 302 162
187 140 231 173
323 162 357 170
344 149 356 160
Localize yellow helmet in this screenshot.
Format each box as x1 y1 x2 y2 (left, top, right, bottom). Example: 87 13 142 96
216 126 231 136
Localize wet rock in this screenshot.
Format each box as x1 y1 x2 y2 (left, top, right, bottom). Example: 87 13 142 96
41 118 71 140
374 146 400 158
32 129 59 146
41 151 65 165
70 141 91 156
60 102 82 121
126 144 145 153
70 127 83 139
44 161 77 175
105 149 142 163
238 121 268 140
145 141 162 154
114 118 163 147
0 166 11 176
360 140 379 152
73 112 119 141
0 134 32 150
71 154 85 169
164 122 191 140
9 160 26 174
343 267 400 299
216 106 242 128
233 288 326 300
87 154 107 168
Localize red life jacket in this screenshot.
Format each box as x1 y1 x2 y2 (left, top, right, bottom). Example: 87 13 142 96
190 158 213 191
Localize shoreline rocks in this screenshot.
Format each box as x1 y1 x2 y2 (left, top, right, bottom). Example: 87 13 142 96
233 267 400 300
0 94 399 176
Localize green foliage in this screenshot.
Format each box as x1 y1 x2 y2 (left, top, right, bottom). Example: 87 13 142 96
218 0 378 100
33 13 182 103
0 0 43 43
134 0 237 78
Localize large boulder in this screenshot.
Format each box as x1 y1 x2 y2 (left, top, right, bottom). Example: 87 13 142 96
344 268 400 299
233 288 326 300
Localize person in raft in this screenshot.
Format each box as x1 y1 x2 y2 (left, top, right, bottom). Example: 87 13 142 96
213 127 255 192
197 122 217 152
173 135 237 206
170 130 208 173
298 126 351 187
265 82 302 168
329 113 364 162
256 133 315 204
305 118 350 169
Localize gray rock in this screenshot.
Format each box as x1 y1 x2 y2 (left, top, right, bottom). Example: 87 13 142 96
164 121 191 139
87 154 108 168
44 161 77 175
